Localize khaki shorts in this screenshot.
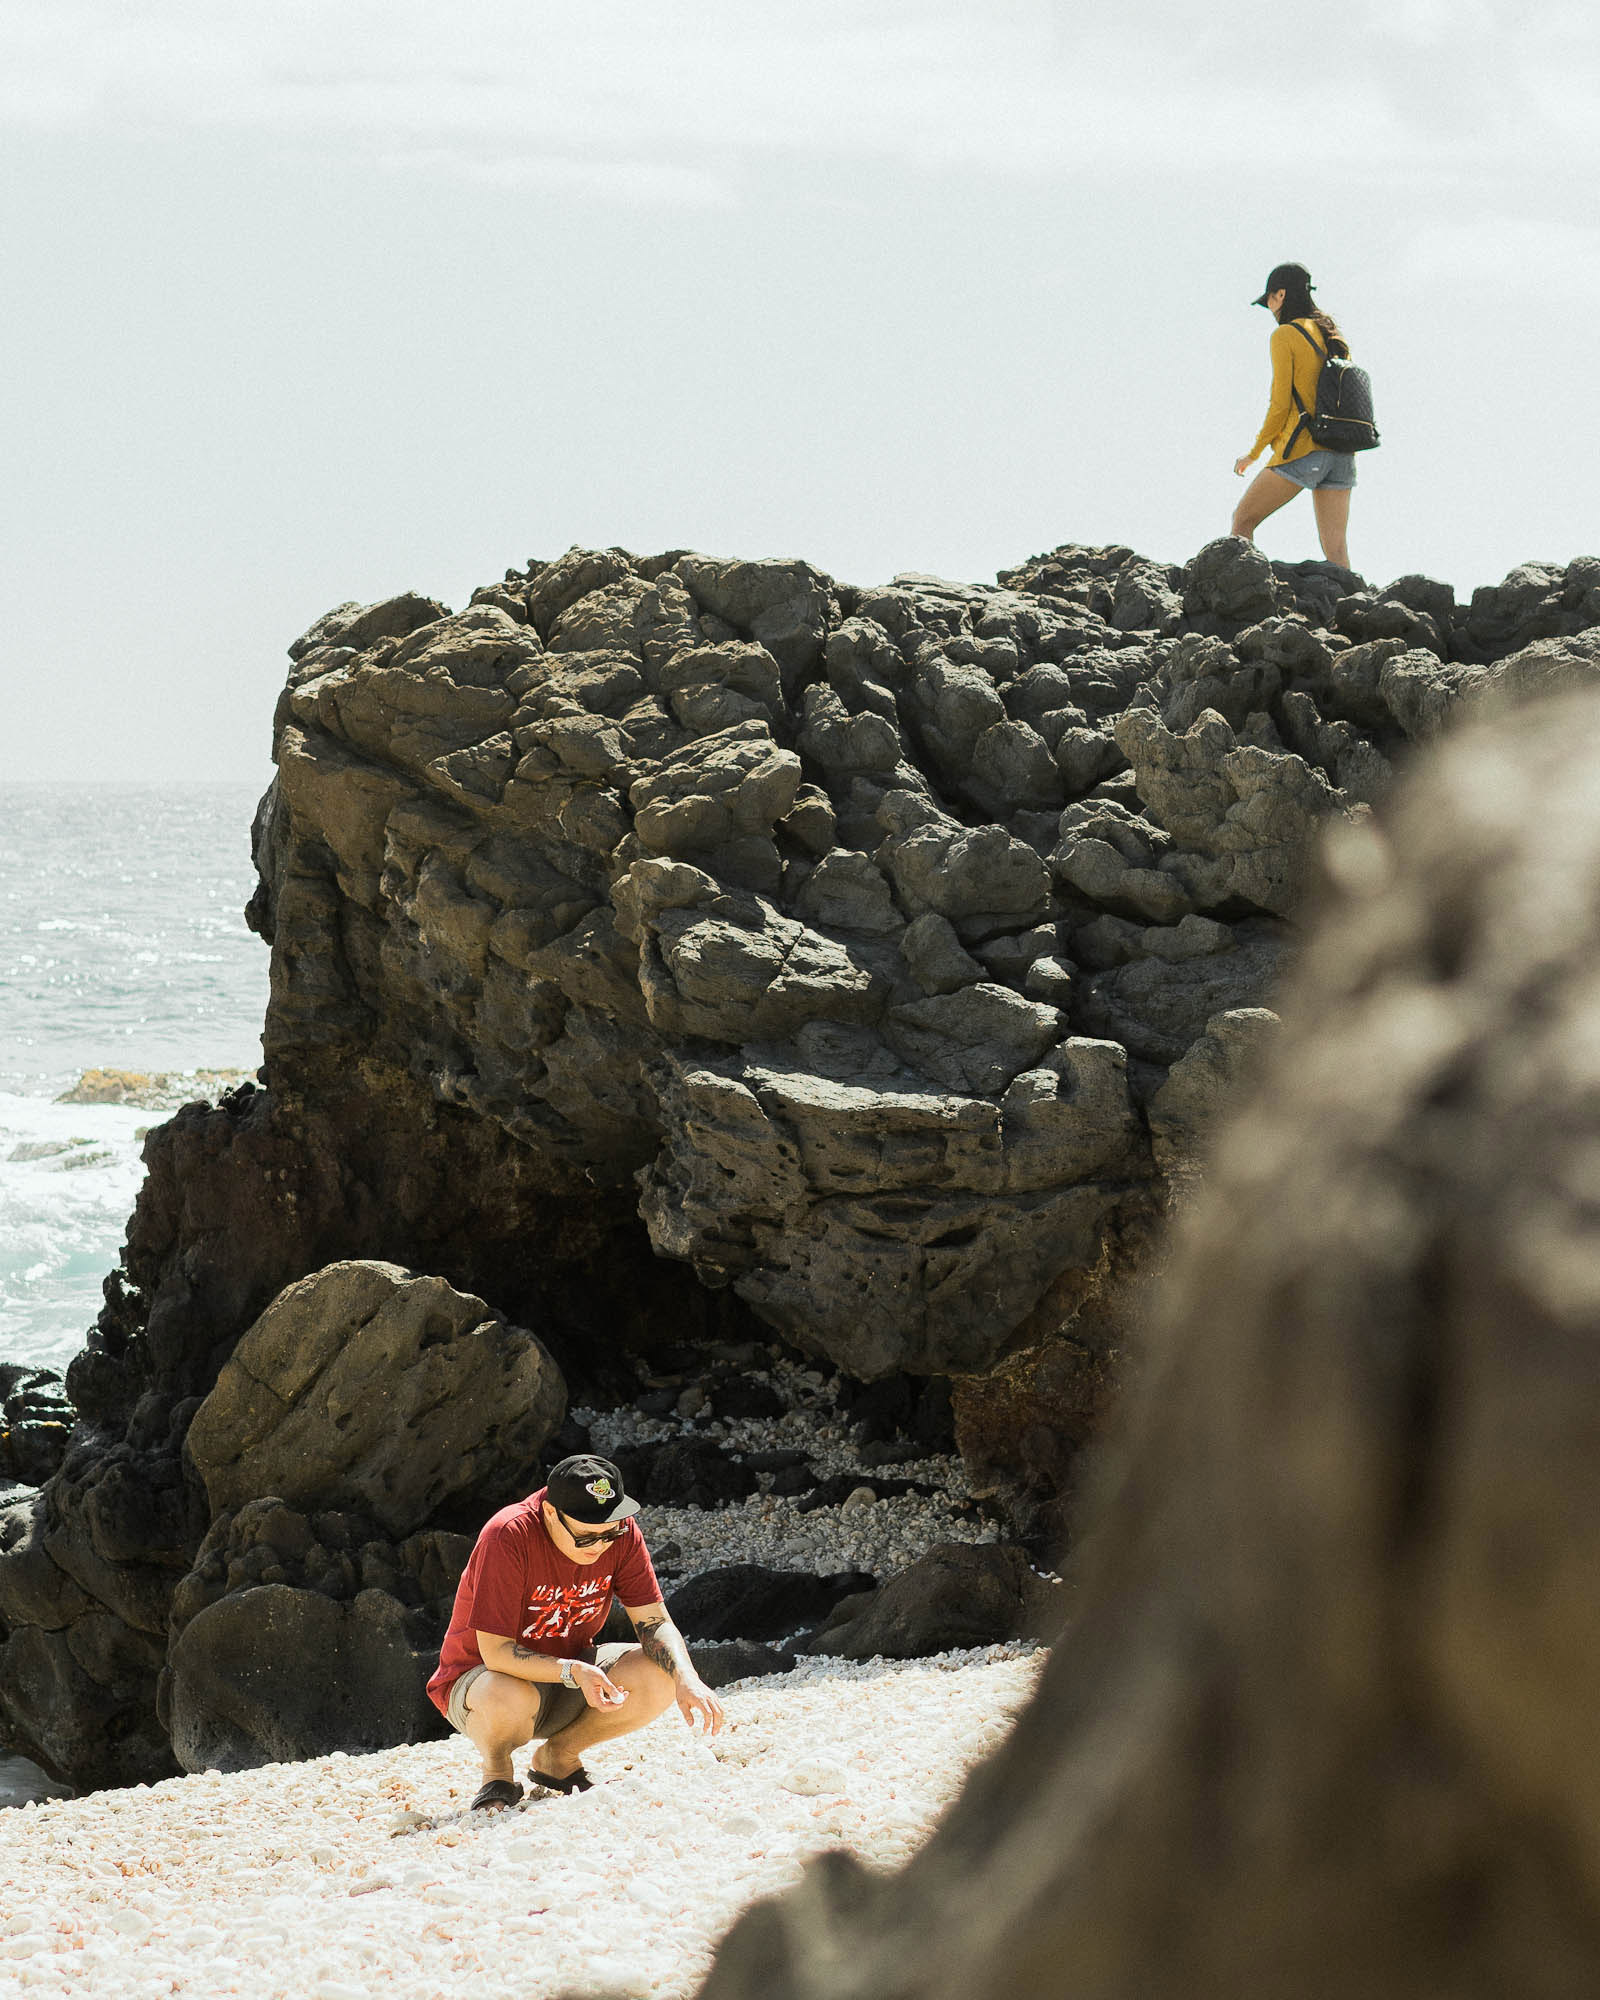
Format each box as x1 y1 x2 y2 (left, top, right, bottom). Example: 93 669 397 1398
445 1642 634 1739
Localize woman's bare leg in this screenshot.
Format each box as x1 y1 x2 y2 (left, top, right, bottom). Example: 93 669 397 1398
1311 486 1352 568
1231 467 1300 542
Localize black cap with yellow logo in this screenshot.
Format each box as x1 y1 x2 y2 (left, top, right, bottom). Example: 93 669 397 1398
546 1453 640 1524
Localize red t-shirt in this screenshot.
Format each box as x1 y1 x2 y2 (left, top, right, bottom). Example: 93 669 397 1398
426 1488 661 1716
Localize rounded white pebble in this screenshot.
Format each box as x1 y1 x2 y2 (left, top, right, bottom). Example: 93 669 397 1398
780 1758 849 1795
109 1908 153 1939
626 1876 674 1913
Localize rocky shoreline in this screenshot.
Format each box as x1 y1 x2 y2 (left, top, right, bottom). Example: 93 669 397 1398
5 534 1600 1799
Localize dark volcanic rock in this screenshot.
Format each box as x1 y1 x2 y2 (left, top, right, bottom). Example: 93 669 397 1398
797 1542 1063 1660
795 1474 941 1512
689 1640 797 1690
184 1261 566 1536
0 1055 739 1790
157 1497 466 1771
840 1375 955 1454
165 1583 443 1772
693 684 1600 2000
709 1374 786 1422
148 1260 548 1777
611 1437 760 1510
0 1365 73 1488
667 1563 876 1642
15 535 1600 1791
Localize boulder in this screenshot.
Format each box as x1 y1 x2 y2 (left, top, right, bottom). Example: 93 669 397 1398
798 1542 1063 1659
885 985 1063 1096
185 1261 566 1536
639 1041 1147 1379
610 1437 760 1510
0 1365 73 1488
709 1375 786 1422
1182 535 1283 627
288 591 449 663
164 1584 442 1772
689 1641 797 1689
1148 1006 1280 1177
157 1497 467 1772
667 1564 877 1642
1116 707 1344 917
1075 934 1285 1066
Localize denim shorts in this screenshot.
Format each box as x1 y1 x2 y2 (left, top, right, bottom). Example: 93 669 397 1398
1274 447 1357 491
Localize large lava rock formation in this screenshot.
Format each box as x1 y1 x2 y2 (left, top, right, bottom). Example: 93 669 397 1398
4 535 1599 1790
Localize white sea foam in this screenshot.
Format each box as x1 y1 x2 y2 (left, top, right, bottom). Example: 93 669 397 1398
0 1091 151 1375
0 782 268 1371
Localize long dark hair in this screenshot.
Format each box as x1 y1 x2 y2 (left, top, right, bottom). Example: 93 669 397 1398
1276 271 1349 358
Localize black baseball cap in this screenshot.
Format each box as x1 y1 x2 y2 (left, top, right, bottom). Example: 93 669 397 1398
546 1453 640 1525
1253 262 1314 306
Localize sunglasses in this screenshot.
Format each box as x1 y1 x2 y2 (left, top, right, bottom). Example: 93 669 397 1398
558 1512 629 1549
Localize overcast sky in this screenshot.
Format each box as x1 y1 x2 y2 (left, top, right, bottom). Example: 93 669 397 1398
4 0 1597 784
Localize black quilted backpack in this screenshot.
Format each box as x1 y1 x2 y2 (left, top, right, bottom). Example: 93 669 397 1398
1287 320 1380 453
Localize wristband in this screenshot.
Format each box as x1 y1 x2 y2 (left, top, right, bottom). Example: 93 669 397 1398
559 1659 579 1689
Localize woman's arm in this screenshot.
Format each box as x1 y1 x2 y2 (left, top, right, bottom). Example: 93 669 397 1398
1242 326 1296 466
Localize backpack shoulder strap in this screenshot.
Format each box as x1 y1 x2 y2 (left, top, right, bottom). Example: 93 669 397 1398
1281 321 1325 456
1287 319 1327 362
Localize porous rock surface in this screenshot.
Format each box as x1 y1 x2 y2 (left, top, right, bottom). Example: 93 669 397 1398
6 535 1600 1793
159 1496 470 1773
185 1260 565 1533
694 685 1600 2000
0 1365 72 1491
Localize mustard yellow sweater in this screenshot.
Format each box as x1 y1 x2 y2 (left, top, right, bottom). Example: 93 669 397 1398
1247 317 1335 468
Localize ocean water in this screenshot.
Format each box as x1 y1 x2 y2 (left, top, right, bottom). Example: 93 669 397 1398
0 783 271 1376
0 784 272 1805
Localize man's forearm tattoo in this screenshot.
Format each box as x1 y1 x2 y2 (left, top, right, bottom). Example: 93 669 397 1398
635 1616 683 1681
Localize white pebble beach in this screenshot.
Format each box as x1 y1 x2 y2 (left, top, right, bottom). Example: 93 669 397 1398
0 1647 1041 1999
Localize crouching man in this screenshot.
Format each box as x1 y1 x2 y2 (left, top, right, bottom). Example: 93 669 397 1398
427 1453 725 1810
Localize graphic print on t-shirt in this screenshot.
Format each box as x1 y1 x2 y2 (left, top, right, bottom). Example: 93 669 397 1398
522 1577 613 1644
426 1491 664 1717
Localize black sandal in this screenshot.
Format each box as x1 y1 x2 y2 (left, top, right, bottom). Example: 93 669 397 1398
471 1777 525 1811
527 1764 594 1795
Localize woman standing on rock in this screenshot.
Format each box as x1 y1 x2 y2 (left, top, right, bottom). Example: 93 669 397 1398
1231 261 1356 570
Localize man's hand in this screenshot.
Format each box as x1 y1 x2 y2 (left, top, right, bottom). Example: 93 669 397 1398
1234 456 1254 478
675 1674 725 1736
575 1661 629 1709
626 1602 726 1734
